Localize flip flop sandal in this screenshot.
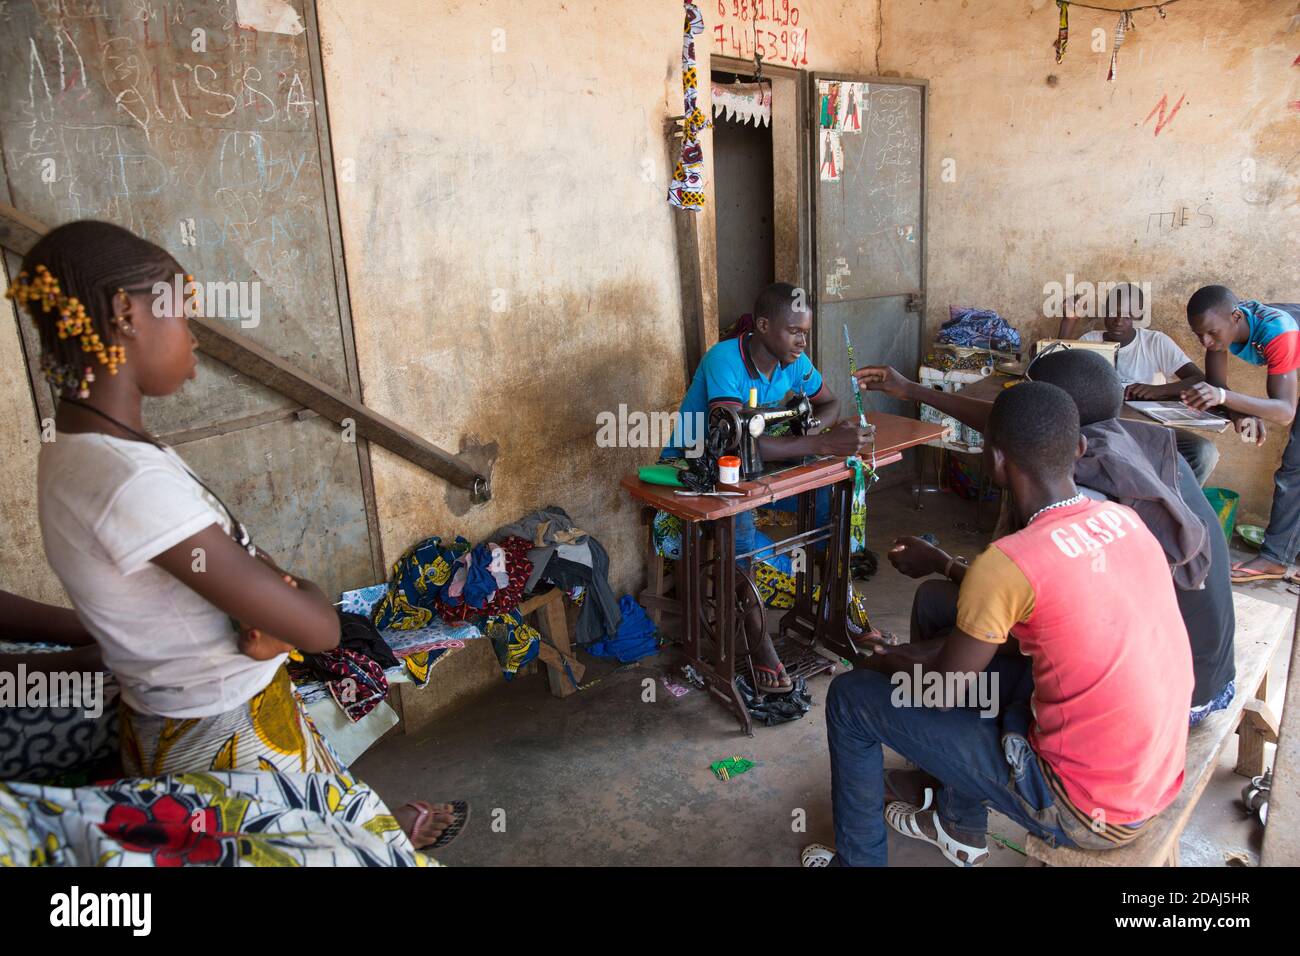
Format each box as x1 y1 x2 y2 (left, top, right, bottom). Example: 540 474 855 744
404 800 471 851
884 802 989 868
1242 770 1272 814
754 663 794 694
864 627 904 647
1230 567 1288 583
801 843 835 867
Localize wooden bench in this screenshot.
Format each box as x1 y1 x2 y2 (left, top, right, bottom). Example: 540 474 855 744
517 588 584 698
1261 590 1300 865
1024 590 1289 867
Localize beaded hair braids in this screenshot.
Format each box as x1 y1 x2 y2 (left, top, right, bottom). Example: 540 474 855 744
4 220 184 399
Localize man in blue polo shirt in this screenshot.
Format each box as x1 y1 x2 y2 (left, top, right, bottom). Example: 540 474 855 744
663 282 870 692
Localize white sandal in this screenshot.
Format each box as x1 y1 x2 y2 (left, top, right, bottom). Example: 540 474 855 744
884 802 989 867
801 843 835 867
884 769 935 811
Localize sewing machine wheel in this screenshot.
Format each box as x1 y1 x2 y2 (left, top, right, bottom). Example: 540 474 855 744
706 405 741 458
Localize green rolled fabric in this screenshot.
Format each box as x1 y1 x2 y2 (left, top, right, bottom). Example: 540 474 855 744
637 464 686 487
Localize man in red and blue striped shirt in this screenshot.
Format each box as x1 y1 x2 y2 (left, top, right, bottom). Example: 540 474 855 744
1184 287 1300 582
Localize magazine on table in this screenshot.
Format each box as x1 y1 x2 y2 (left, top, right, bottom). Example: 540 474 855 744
1126 401 1231 432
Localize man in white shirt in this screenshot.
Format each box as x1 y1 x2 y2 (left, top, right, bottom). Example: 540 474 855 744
1058 283 1218 484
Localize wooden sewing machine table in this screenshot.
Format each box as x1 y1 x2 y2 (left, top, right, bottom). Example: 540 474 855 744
621 412 945 734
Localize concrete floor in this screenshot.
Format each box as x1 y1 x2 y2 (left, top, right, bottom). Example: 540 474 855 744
352 482 1295 867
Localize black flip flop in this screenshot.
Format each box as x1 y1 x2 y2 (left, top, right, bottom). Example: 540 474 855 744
405 800 471 850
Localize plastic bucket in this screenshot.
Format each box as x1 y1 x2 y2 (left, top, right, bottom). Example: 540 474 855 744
1203 487 1240 543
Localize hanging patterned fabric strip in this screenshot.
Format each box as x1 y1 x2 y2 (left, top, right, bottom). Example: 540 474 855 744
1107 12 1132 82
1054 2 1069 64
668 1 709 211
847 458 871 555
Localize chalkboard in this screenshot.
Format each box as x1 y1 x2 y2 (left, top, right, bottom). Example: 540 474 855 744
813 78 923 303
0 1 378 594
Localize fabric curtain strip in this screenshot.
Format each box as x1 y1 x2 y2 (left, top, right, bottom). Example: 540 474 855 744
668 1 710 210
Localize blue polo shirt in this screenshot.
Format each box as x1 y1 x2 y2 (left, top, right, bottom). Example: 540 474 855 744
662 334 828 458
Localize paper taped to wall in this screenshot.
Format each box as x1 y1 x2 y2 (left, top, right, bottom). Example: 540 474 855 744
236 0 306 36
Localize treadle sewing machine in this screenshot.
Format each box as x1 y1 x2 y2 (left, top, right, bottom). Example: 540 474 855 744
706 394 824 481
621 411 944 735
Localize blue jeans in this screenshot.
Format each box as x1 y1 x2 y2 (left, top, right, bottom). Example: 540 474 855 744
1261 414 1300 566
1173 428 1219 487
734 488 830 567
826 656 1103 866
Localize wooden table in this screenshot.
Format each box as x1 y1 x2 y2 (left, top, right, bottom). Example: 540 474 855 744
621 411 945 733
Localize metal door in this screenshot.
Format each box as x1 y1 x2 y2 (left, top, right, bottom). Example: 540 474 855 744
810 75 926 435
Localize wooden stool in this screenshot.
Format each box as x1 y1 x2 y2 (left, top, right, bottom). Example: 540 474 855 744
517 588 584 698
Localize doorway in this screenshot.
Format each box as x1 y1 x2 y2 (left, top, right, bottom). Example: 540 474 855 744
708 58 811 340
712 71 775 334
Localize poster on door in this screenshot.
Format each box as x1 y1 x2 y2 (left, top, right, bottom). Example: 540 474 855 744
819 128 843 182
819 80 868 133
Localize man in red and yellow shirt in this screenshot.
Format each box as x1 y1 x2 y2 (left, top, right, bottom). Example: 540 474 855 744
804 382 1192 868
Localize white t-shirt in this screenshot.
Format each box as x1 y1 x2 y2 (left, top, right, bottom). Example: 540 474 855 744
38 433 285 718
1080 328 1193 386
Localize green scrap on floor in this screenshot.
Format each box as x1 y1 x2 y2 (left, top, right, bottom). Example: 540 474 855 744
990 832 1026 855
711 756 755 781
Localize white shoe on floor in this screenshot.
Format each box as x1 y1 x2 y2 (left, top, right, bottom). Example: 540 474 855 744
801 843 835 867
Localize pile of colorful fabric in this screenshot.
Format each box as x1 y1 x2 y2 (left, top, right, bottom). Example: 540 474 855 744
371 534 533 630
493 507 621 646
288 612 397 723
936 306 1021 353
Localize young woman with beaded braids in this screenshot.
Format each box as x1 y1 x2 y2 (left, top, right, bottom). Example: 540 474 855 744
6 220 462 849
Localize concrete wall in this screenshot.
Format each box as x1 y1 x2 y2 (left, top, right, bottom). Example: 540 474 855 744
882 0 1300 523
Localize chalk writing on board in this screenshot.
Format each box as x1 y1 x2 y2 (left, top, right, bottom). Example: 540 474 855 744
0 0 343 399
817 84 921 299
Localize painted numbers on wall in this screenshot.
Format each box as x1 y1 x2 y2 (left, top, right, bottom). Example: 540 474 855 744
712 1 809 67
